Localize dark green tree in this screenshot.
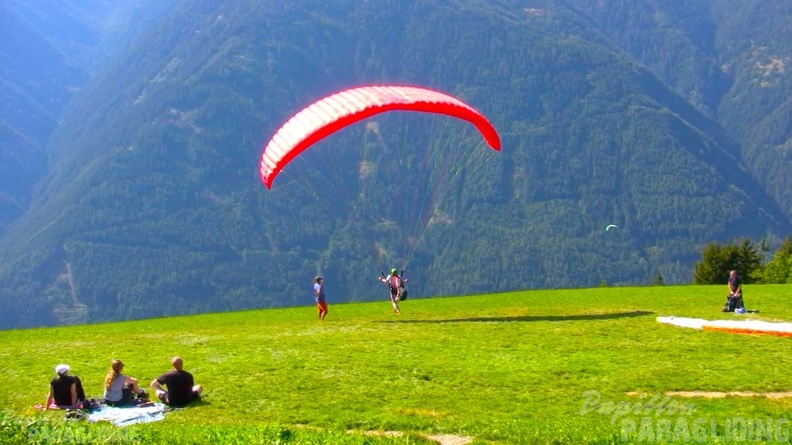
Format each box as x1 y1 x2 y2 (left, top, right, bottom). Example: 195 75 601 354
693 239 765 284
762 236 792 284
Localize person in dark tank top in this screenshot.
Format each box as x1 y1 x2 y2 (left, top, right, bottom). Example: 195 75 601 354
46 364 86 408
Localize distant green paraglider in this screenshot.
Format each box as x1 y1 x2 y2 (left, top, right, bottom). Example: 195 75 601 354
605 224 618 232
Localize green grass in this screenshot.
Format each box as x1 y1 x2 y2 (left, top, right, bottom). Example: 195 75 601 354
2 284 792 444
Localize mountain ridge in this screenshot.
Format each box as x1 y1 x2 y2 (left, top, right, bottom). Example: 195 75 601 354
0 0 789 328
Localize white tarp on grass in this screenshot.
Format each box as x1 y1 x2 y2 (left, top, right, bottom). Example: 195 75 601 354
87 403 166 427
657 316 792 337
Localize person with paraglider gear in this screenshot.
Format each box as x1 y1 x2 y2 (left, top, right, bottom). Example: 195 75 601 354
313 276 328 321
378 268 408 314
722 270 745 313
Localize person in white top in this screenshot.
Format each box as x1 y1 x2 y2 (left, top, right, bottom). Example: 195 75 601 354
103 359 146 406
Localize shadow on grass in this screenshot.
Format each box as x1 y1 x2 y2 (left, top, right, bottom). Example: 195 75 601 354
382 310 654 324
163 398 211 412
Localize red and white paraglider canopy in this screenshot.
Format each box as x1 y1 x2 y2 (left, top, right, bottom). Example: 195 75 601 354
259 85 501 189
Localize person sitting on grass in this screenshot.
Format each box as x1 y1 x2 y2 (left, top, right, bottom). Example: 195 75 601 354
46 364 86 409
103 359 148 406
150 356 203 407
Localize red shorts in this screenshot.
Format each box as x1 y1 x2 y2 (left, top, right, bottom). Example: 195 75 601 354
317 301 328 312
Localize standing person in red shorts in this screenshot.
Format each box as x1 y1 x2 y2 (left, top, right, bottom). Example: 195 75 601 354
314 276 328 321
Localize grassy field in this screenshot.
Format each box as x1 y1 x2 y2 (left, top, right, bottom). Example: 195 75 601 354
2 284 792 444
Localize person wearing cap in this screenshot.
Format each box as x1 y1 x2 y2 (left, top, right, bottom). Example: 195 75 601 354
378 268 407 314
45 364 86 408
313 276 328 321
150 356 203 407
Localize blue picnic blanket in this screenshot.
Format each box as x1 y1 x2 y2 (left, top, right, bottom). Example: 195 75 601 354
87 402 166 427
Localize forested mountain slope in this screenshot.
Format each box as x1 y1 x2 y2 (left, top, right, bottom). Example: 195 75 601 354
0 0 788 328
0 0 107 232
0 0 180 234
565 0 792 222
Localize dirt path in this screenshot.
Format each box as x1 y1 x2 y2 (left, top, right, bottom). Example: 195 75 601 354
627 391 792 399
359 430 473 445
424 434 474 445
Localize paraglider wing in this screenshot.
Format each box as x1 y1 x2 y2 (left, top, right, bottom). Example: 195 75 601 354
605 224 618 231
259 85 501 189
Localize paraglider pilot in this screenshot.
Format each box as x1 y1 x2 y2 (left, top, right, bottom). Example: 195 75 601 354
379 268 407 314
722 270 745 313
